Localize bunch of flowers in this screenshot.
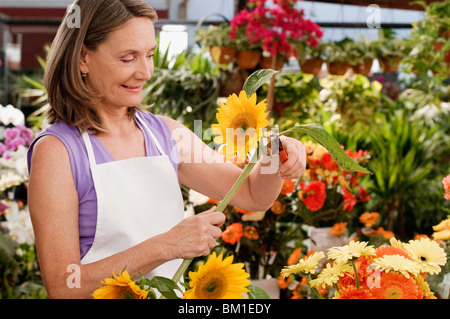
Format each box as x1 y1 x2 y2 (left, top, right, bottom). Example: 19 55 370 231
93 251 265 299
281 237 447 299
95 69 370 299
0 104 35 245
295 140 370 233
0 104 44 298
230 0 323 57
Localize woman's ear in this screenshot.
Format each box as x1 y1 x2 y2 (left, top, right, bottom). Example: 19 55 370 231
79 44 89 74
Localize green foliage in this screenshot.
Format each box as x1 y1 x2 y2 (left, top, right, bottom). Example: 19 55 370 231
141 45 220 131
364 105 449 238
0 238 46 299
194 23 234 47
319 74 383 128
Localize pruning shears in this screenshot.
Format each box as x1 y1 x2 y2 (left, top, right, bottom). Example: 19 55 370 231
267 127 289 164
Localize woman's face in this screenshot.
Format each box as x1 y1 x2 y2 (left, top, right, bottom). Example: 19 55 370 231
80 17 157 112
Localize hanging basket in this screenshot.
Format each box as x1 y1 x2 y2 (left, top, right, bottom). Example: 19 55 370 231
209 45 236 64
326 61 350 76
351 59 373 75
378 55 402 73
300 58 324 75
259 55 285 71
235 50 261 69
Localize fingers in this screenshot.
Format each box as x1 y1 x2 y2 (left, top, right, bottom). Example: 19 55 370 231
278 137 307 179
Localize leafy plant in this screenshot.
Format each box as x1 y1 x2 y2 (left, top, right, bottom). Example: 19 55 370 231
319 74 383 129
142 45 220 132
194 23 235 48
346 36 376 67
323 37 354 63
365 106 449 239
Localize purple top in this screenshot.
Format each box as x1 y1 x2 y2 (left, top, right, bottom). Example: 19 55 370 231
27 111 180 258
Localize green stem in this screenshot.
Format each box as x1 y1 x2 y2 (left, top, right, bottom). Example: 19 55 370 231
216 150 259 213
168 150 260 293
351 260 360 290
307 275 324 299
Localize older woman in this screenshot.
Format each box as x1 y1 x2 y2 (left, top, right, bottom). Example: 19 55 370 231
27 0 306 298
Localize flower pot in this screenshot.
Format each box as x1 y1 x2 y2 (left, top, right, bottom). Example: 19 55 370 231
209 45 236 64
300 58 324 75
259 56 284 71
351 59 373 75
235 50 261 69
378 55 402 73
326 61 350 76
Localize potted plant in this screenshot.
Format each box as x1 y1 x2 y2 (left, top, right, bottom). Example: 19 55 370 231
372 29 409 73
297 42 326 75
402 1 450 77
319 74 383 127
324 37 354 76
195 23 237 65
347 37 376 75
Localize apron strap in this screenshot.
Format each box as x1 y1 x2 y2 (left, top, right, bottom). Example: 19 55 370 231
81 131 98 168
80 111 166 168
135 112 166 156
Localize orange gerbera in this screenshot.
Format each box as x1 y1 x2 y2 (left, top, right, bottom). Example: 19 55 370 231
270 200 286 215
338 285 372 299
442 174 450 200
359 212 379 227
300 181 326 212
287 248 302 265
222 223 243 244
371 272 420 299
280 179 295 194
243 226 259 240
330 222 347 236
375 246 412 260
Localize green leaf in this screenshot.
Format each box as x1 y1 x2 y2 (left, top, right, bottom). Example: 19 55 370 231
243 69 279 97
280 123 372 174
247 285 271 299
151 276 181 299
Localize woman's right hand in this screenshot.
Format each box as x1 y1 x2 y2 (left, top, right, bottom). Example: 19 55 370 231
165 206 226 259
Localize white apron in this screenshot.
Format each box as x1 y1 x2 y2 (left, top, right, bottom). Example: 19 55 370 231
80 112 184 279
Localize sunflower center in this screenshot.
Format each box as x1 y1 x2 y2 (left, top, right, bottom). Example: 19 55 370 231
230 112 257 130
197 272 227 299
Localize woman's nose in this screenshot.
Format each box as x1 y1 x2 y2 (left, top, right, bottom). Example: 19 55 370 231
135 57 153 81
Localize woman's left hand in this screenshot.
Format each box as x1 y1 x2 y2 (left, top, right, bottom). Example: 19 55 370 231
277 136 307 180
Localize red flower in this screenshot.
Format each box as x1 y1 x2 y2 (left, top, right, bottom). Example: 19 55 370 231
222 223 243 245
301 181 326 211
343 188 357 212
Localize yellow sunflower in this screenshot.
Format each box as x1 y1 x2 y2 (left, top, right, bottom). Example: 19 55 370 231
92 270 149 299
211 91 270 162
183 252 251 299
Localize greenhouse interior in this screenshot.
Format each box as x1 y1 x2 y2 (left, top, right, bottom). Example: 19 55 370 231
0 0 449 300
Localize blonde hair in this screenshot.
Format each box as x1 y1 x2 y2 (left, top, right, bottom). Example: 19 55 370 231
44 0 158 133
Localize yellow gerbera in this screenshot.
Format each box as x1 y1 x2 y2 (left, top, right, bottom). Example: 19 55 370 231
281 251 325 278
309 262 352 289
183 252 251 299
92 270 149 299
403 237 447 275
211 91 270 162
327 241 376 264
372 255 421 279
